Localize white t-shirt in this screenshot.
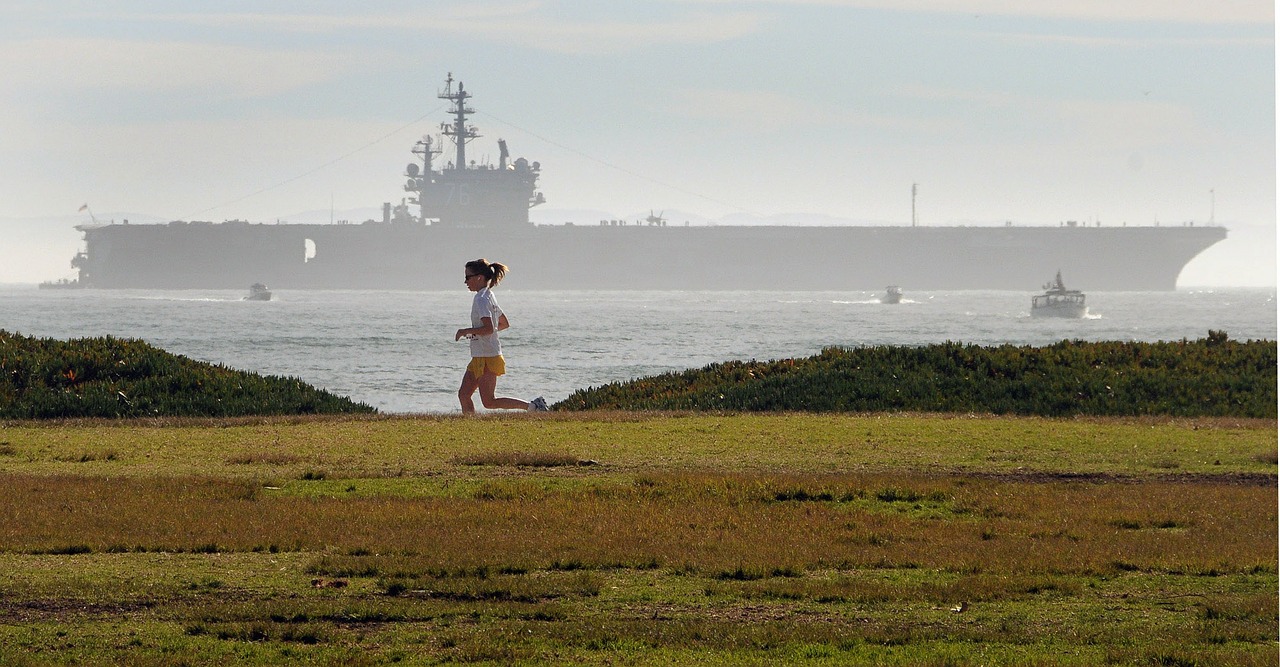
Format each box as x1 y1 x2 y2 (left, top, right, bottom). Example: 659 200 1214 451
469 286 504 357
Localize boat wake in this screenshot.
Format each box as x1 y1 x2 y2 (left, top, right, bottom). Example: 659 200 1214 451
130 296 244 303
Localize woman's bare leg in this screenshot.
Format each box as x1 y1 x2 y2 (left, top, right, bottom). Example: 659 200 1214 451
477 371 529 410
458 369 481 413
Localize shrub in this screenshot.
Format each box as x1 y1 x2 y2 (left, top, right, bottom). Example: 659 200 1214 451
556 333 1276 418
0 330 375 419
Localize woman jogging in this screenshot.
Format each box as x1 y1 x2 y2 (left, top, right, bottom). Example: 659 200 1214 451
454 259 549 413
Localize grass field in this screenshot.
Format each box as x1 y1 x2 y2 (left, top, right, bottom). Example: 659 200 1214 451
0 413 1275 665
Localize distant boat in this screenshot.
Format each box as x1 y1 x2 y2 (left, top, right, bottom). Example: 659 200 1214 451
1031 271 1087 318
245 283 272 301
882 285 903 304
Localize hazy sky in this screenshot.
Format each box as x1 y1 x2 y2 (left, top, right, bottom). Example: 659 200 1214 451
1 1 1274 285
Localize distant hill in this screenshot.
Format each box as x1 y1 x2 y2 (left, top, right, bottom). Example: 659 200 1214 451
0 331 375 419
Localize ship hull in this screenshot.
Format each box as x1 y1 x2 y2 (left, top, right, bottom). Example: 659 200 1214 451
74 222 1226 291
1031 303 1089 318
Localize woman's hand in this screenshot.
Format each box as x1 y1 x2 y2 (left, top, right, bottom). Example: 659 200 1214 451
455 328 470 341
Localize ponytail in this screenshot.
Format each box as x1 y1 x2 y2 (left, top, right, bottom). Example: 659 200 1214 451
465 259 509 287
488 262 508 287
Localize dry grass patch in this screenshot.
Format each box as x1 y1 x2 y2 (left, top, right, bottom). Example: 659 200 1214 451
225 451 306 465
452 450 586 468
5 472 1271 579
52 450 118 463
384 569 603 602
0 472 1275 664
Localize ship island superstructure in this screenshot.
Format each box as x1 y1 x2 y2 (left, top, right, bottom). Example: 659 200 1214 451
64 75 1227 291
406 74 545 228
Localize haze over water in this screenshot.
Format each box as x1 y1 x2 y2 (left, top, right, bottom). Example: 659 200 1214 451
4 287 1274 414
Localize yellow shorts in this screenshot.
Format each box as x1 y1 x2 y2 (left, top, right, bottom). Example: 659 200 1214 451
468 355 506 378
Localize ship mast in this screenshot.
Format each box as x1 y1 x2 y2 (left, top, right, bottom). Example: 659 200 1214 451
408 135 440 224
439 73 478 170
412 135 438 174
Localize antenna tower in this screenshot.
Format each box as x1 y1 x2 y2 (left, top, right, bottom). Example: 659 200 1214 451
438 73 478 170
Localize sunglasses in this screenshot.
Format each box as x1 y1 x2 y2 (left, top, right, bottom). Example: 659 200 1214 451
464 273 481 281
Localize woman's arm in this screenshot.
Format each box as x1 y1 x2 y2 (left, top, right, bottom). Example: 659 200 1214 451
455 317 496 341
497 313 510 332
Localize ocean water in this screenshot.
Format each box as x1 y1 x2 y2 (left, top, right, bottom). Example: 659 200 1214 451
2 286 1275 414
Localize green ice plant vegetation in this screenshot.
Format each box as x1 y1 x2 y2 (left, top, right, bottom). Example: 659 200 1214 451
0 330 375 419
2 329 1273 420
558 331 1276 418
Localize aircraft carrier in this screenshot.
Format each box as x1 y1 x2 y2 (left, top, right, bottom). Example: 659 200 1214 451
62 75 1227 291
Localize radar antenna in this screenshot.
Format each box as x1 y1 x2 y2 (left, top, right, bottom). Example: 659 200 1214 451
412 135 440 174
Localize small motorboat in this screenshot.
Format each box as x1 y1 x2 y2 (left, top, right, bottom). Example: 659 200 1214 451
882 285 903 304
245 283 272 301
1031 271 1086 318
